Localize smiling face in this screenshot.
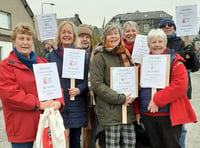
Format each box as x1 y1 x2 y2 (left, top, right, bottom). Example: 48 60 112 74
79 34 91 49
160 23 175 36
148 36 167 54
105 28 120 48
123 25 137 44
14 33 33 58
59 23 74 48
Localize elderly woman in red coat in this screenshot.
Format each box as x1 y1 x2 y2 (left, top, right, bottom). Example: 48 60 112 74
138 28 197 148
0 23 64 148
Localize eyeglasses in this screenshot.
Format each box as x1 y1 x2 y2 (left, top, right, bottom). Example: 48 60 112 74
160 23 173 28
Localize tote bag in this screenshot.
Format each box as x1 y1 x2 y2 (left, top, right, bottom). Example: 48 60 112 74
36 107 68 148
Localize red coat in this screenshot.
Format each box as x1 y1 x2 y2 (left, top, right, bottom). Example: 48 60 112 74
0 51 65 142
153 53 197 126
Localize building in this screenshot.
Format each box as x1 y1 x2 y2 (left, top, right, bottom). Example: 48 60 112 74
57 14 82 26
0 0 34 61
110 10 172 35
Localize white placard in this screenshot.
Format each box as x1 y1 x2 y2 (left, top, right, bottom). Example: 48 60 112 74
33 63 62 101
140 55 170 88
62 48 85 79
35 13 58 41
176 5 198 36
132 35 149 63
111 67 138 98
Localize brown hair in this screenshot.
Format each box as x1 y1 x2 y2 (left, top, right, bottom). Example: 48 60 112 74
11 23 35 41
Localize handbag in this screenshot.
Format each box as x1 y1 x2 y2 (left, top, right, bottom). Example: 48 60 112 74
36 107 68 148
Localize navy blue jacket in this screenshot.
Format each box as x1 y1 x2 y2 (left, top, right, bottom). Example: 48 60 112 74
48 48 89 128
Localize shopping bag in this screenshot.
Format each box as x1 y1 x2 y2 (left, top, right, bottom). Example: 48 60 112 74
36 108 68 148
48 107 67 148
36 108 53 148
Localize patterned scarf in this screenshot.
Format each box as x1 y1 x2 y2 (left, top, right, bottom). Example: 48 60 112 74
103 40 135 67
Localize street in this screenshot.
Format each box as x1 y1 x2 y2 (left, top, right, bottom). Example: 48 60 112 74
0 72 200 148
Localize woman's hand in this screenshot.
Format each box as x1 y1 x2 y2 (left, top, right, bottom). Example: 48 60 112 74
40 100 62 110
136 114 141 125
148 99 158 113
124 93 136 106
68 88 80 98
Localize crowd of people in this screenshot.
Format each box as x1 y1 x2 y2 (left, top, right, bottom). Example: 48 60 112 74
0 17 199 148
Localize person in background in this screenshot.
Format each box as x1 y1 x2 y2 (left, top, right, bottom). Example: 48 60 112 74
0 23 64 148
139 28 197 148
47 21 89 148
77 23 95 148
90 22 138 148
122 21 139 55
78 24 93 53
159 18 199 148
44 39 54 59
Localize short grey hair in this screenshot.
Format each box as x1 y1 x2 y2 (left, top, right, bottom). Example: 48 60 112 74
147 28 167 44
123 21 139 34
102 22 122 41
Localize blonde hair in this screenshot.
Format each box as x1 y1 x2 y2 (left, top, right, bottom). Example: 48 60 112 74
11 23 35 41
54 21 79 47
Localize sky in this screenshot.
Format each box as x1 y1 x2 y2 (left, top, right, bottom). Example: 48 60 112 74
27 0 200 27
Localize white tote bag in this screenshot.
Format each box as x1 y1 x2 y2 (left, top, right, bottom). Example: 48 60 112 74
36 108 67 148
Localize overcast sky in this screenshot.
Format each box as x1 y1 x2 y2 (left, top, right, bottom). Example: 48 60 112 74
27 0 200 27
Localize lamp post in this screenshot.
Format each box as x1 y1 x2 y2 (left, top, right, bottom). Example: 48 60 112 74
41 2 55 15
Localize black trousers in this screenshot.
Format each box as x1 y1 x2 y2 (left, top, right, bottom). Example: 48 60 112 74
142 115 182 148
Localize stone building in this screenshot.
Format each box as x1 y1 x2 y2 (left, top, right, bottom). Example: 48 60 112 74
110 10 172 35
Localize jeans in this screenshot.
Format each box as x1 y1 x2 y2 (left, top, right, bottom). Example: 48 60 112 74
11 142 33 148
180 124 187 148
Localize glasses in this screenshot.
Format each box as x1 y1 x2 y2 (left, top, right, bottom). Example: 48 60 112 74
160 23 173 28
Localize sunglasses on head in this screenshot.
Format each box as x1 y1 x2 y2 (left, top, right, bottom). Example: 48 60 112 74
160 23 173 28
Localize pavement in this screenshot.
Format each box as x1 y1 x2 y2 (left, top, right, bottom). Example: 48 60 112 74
0 72 200 148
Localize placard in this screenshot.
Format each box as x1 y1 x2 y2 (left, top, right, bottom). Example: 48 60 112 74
132 35 149 63
34 13 58 41
110 67 138 98
62 48 85 79
33 63 62 101
140 55 170 88
176 5 198 36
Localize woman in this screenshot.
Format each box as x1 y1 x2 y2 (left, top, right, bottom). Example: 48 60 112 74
122 21 139 55
90 22 138 148
47 21 89 148
0 23 64 148
139 28 197 148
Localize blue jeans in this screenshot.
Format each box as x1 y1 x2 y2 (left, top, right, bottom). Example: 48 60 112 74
180 124 187 148
11 142 33 148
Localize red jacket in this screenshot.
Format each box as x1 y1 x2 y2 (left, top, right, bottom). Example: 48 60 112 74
0 51 65 142
153 53 197 126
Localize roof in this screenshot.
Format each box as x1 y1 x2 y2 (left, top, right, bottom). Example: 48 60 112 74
112 10 172 21
21 0 34 18
57 14 82 26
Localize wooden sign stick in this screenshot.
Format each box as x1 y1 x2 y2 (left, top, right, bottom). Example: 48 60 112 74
151 88 157 99
122 105 127 124
70 78 75 101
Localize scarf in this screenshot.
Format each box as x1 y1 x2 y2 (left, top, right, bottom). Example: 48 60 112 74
57 43 75 56
13 48 37 71
103 40 135 67
167 33 176 39
122 39 134 54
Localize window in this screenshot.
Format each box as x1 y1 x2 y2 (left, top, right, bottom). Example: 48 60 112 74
144 24 149 33
0 11 11 30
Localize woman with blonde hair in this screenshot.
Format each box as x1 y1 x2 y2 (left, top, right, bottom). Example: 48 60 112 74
47 21 89 148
